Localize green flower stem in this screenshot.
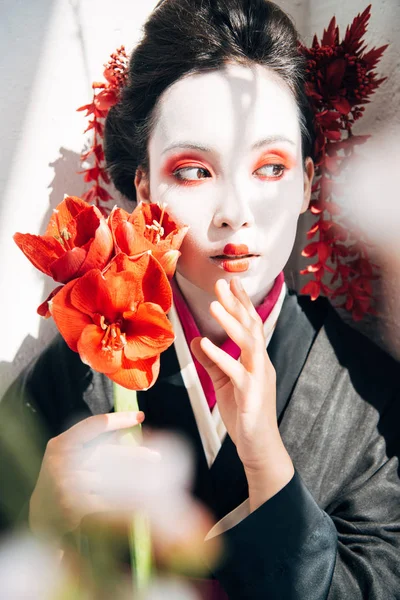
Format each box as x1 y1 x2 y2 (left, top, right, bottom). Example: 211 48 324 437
113 382 153 595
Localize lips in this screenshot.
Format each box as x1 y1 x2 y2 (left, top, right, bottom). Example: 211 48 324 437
223 244 249 256
212 243 259 259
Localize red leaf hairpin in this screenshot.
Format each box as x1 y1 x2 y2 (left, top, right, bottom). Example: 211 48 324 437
299 4 388 321
77 46 129 216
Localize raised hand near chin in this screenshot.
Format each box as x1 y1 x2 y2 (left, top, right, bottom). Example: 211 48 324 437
190 277 294 511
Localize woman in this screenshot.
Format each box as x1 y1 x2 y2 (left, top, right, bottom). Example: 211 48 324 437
1 1 399 598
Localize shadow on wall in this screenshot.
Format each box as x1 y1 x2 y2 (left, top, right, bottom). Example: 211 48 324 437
0 0 57 225
0 147 84 397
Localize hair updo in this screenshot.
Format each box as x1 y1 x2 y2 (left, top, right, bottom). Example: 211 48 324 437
104 0 315 202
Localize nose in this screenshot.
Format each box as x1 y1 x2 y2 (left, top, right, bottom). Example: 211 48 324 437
212 181 255 231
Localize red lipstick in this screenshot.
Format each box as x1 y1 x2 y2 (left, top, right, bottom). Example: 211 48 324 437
219 258 251 273
223 244 249 255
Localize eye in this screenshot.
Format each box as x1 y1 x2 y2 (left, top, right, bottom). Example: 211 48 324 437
173 166 211 182
254 164 286 180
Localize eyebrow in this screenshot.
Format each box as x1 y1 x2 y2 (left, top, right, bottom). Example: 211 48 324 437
162 135 296 155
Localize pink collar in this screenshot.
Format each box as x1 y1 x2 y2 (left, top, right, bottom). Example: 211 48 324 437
171 273 285 410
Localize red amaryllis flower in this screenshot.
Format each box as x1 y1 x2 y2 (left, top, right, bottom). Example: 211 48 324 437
49 252 175 390
14 196 114 284
109 202 189 278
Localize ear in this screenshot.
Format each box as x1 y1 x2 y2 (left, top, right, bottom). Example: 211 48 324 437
134 168 151 204
300 157 315 214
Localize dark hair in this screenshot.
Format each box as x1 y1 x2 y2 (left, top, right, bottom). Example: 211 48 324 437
104 0 315 202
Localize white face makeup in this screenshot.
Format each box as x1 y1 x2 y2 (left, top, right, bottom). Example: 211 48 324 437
138 62 313 304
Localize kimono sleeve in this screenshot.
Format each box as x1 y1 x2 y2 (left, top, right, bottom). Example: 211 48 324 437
0 335 91 533
325 389 400 600
203 393 400 600
204 470 337 600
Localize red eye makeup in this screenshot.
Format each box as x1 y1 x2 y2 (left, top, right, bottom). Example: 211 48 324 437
252 149 296 181
162 153 214 186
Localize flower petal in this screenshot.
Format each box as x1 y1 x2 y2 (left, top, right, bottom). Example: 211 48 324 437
50 247 87 283
124 302 175 361
103 253 147 303
94 89 119 111
141 253 173 311
160 225 189 251
50 280 92 351
128 202 147 235
13 233 64 276
116 221 152 256
154 249 181 281
37 285 64 318
77 324 122 374
71 268 143 321
70 270 115 318
73 205 101 247
77 207 114 274
108 207 130 246
107 251 172 311
45 196 88 237
107 354 160 390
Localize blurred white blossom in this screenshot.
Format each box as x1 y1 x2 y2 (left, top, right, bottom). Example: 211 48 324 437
0 532 67 600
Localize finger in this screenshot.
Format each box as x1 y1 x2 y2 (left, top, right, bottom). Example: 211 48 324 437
191 336 221 370
215 278 253 329
79 444 160 471
67 491 109 522
209 300 262 372
198 337 247 392
191 336 232 392
230 277 261 321
65 470 104 495
57 411 145 449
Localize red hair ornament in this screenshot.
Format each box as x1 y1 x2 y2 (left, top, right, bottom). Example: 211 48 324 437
77 6 388 321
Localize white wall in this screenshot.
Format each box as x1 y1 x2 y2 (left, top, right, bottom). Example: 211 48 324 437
1 0 399 397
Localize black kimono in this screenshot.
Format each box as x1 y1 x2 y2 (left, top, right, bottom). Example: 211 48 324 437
1 289 400 599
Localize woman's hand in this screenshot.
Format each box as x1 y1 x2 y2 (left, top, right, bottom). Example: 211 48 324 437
29 411 150 537
190 277 294 511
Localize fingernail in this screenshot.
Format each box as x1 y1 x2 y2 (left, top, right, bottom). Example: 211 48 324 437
137 411 145 422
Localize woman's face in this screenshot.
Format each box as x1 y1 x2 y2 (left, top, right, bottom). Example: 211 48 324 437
136 63 314 301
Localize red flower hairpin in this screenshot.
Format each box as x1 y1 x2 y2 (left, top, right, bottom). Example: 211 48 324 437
77 46 129 215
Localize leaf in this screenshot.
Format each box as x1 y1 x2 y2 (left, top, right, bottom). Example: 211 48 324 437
301 242 318 258
321 16 339 47
82 187 97 203
300 280 321 301
362 44 388 68
80 144 105 162
316 110 341 127
100 169 111 184
326 59 346 89
310 201 323 215
343 5 371 54
331 97 351 115
97 186 113 202
325 130 342 141
307 221 320 239
83 120 96 133
317 241 332 263
76 103 95 116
